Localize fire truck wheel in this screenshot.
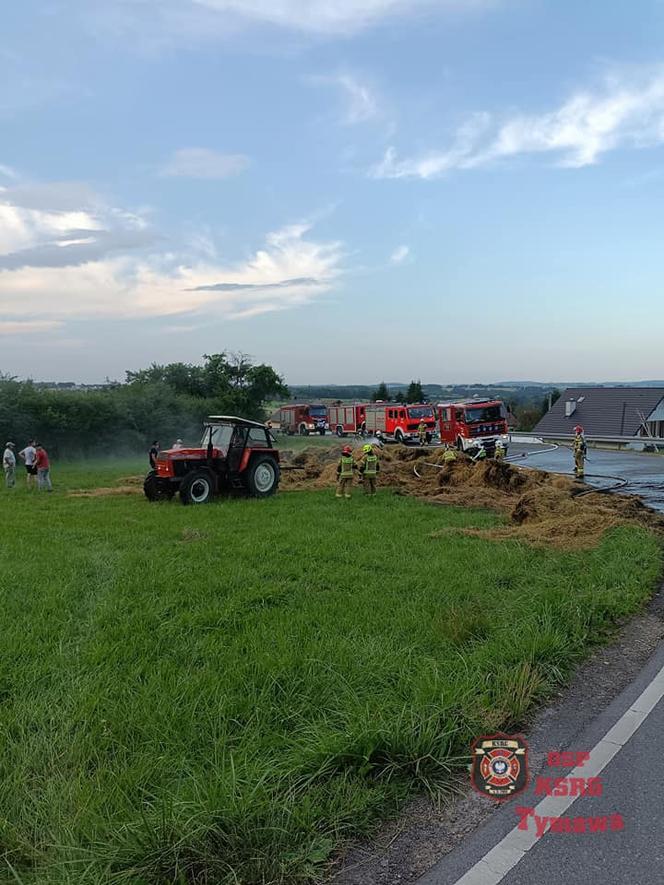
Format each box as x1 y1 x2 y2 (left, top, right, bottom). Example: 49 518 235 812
180 471 214 505
395 429 404 444
247 456 280 498
299 425 309 436
143 470 175 502
456 437 464 451
336 426 344 437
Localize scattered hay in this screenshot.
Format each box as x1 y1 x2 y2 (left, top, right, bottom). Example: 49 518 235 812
180 528 208 543
280 445 664 549
69 485 142 498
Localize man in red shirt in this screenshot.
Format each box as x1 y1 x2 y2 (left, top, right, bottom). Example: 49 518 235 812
35 443 53 491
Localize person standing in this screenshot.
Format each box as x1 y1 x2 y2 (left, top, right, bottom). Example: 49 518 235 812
573 425 586 479
19 439 37 487
149 440 159 470
336 445 356 499
3 442 16 488
418 419 428 446
34 443 53 491
359 443 380 495
494 440 506 461
172 438 184 450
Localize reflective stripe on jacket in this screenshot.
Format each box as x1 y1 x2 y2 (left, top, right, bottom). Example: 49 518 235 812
338 455 355 477
361 454 378 476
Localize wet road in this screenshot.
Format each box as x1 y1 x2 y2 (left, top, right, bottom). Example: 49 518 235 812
506 443 664 514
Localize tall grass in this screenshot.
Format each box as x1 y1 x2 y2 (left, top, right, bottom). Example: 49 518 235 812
0 460 660 883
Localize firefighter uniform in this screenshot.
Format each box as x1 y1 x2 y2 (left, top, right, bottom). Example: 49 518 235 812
359 444 380 495
495 441 506 461
418 420 428 446
573 433 586 479
442 447 457 465
473 446 487 463
336 448 356 498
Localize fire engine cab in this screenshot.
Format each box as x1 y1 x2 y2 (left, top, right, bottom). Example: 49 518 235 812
364 403 436 443
278 403 328 435
437 400 509 456
327 403 367 436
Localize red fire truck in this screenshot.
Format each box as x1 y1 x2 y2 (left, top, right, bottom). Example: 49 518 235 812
327 403 367 436
437 400 509 455
278 403 328 435
363 403 436 443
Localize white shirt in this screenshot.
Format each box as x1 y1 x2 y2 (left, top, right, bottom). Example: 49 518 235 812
20 445 36 465
3 448 16 469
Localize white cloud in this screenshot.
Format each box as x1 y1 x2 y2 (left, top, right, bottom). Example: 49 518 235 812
82 0 487 47
159 148 250 179
175 0 474 35
329 73 381 124
0 179 344 330
372 68 664 179
390 244 410 264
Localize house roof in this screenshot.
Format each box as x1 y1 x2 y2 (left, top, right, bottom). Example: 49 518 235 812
534 388 664 437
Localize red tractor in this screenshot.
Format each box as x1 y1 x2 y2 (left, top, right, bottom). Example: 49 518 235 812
144 416 280 505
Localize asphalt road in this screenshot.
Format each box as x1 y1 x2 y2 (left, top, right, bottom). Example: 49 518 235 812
506 443 664 513
417 640 664 885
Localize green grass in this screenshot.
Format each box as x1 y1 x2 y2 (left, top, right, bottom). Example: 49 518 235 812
0 460 661 884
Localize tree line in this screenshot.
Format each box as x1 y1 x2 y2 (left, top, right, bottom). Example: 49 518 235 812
0 354 288 459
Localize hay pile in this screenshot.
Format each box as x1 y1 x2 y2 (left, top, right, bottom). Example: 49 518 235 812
281 445 664 549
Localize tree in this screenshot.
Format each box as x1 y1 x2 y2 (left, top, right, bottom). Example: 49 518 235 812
405 380 424 403
394 391 405 403
371 382 391 402
126 353 289 421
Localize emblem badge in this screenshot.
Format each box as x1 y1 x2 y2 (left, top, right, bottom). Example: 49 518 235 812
471 733 529 800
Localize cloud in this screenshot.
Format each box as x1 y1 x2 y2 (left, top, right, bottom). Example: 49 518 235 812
372 68 664 179
322 73 381 124
83 0 486 46
0 320 63 336
189 276 321 292
389 244 410 264
158 148 250 179
0 179 344 329
0 185 154 271
0 164 17 180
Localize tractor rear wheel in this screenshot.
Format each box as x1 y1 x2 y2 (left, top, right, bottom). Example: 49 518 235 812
144 470 175 502
247 456 280 498
180 471 214 505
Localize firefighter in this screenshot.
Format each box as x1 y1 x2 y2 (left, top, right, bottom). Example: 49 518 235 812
359 443 380 495
418 419 428 446
336 445 356 498
442 446 457 466
573 425 586 479
472 445 487 464
494 440 506 461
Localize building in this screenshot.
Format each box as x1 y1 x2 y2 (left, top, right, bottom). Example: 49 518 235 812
535 387 664 440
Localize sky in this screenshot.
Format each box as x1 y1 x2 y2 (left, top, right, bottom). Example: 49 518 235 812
1 0 664 384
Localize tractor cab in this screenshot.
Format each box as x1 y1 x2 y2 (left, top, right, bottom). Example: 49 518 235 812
144 416 280 505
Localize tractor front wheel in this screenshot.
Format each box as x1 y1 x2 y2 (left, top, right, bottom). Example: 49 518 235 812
144 470 175 502
247 456 280 498
180 471 214 505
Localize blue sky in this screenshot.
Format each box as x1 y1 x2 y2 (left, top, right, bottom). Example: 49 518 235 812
2 0 664 384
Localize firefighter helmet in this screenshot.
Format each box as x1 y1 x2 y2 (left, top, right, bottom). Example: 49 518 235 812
574 425 584 434
342 445 352 454
363 444 373 453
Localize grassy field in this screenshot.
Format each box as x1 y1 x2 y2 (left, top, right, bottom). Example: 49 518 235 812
0 460 661 884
